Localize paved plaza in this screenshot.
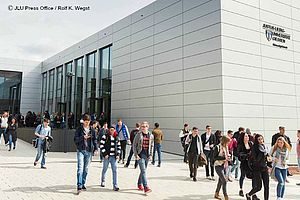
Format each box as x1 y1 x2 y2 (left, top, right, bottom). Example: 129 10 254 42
0 139 299 200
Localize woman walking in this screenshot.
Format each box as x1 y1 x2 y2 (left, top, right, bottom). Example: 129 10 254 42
214 135 230 200
237 132 253 197
7 118 18 151
246 134 271 200
270 137 291 200
185 127 203 181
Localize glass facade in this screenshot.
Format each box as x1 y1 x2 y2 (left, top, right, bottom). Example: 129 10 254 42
0 70 22 114
41 72 47 113
65 62 73 114
75 57 84 125
48 69 55 113
86 52 96 114
55 66 63 112
99 46 112 124
41 44 112 124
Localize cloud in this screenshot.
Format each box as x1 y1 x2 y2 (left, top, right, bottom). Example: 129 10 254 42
0 0 156 61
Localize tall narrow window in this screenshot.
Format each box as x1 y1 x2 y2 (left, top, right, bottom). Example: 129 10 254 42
75 57 84 125
86 52 96 114
48 69 55 113
41 73 47 112
56 66 63 112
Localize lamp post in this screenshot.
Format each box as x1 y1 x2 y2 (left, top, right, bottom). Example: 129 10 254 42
64 71 75 153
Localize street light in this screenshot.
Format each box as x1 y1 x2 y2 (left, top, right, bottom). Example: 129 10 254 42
64 71 75 153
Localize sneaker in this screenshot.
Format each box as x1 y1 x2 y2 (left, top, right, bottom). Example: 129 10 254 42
245 193 251 200
41 166 47 169
8 148 11 151
239 189 244 197
100 182 105 187
122 160 125 164
13 146 16 150
33 162 37 166
193 177 197 182
144 187 152 194
82 185 87 191
297 183 300 186
157 164 161 167
138 185 144 191
124 164 129 168
113 187 119 191
151 162 155 165
76 188 82 195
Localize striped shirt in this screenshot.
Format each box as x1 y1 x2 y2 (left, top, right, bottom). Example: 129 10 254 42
100 134 121 157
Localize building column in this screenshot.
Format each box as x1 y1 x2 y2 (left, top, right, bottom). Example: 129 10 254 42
71 60 76 113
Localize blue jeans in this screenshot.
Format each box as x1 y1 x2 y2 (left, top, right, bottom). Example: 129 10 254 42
35 141 46 167
298 157 300 169
275 167 287 198
77 150 92 189
101 156 118 188
0 128 7 144
231 156 240 178
152 143 161 165
8 134 15 149
137 152 149 187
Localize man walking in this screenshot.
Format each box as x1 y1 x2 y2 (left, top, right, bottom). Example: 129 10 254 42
116 119 130 164
33 118 51 169
74 114 98 195
151 123 164 167
201 125 216 180
100 126 121 191
133 121 154 194
124 123 140 168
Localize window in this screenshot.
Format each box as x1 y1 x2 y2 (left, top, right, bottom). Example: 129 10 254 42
86 52 96 113
55 66 63 112
75 57 84 125
48 69 55 113
41 72 47 112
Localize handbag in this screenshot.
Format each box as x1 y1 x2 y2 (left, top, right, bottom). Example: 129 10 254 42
198 152 207 167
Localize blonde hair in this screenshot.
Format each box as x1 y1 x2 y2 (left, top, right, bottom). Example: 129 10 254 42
220 135 230 147
272 136 291 155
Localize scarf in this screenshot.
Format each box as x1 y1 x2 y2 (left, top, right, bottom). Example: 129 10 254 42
274 148 288 166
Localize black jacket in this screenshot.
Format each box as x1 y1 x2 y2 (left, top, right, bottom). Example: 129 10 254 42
74 126 98 152
250 144 268 171
237 142 253 168
271 133 292 147
201 132 216 150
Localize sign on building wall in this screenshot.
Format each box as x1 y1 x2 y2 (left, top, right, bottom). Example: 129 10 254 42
262 24 291 49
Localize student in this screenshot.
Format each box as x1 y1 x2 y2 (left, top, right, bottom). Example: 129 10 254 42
179 123 191 163
270 137 291 200
7 117 18 151
33 118 51 169
133 121 154 194
151 123 164 167
124 123 140 168
246 134 271 200
100 126 121 191
213 136 230 200
116 119 130 164
0 112 9 145
201 125 216 180
237 132 254 197
74 114 98 195
185 127 203 181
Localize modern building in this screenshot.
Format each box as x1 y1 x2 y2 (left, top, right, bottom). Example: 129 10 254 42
1 0 300 161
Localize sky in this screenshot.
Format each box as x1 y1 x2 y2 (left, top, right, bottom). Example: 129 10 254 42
0 0 156 61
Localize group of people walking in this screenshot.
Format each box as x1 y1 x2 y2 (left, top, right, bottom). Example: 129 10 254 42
180 124 299 200
73 115 164 195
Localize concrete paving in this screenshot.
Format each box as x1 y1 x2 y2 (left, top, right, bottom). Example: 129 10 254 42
0 139 299 200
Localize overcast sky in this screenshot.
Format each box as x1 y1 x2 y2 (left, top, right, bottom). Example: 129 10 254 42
0 0 156 61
